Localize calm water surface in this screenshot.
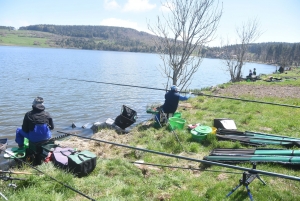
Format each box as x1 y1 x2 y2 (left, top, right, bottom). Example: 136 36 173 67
0 46 276 147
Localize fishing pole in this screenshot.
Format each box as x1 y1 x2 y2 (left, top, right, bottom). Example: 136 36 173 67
193 92 300 109
160 109 186 152
131 161 243 175
0 192 8 201
2 150 96 201
0 170 37 175
57 131 300 182
61 77 300 109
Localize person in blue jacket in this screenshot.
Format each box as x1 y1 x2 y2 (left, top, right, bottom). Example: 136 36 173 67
15 97 54 148
155 85 191 124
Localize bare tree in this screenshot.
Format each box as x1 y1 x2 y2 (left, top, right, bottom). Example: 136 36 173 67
223 19 262 82
148 0 222 91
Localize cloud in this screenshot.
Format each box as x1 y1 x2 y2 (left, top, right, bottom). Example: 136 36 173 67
123 0 156 12
104 0 120 10
100 18 153 34
100 18 146 32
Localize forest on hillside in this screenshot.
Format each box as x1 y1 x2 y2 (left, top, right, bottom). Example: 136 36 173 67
1 25 299 66
19 25 157 52
207 42 300 66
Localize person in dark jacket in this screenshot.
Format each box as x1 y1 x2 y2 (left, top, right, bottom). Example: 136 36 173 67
278 66 284 73
248 70 253 77
15 97 54 148
155 85 190 123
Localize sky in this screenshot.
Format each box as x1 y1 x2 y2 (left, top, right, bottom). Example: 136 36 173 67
0 0 299 47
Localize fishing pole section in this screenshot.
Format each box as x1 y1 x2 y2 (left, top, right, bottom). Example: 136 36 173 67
0 170 29 201
60 77 300 109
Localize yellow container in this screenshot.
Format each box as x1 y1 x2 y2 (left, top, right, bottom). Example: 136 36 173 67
210 127 217 134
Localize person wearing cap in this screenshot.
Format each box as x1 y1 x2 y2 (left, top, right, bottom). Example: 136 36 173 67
253 68 257 76
248 70 253 77
155 85 191 124
15 97 54 149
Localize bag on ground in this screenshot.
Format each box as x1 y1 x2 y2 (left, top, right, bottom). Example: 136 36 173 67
52 147 76 169
67 150 97 177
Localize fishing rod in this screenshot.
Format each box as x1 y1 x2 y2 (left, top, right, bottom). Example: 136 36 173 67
131 161 243 175
61 77 300 109
154 109 186 152
1 150 96 201
0 192 8 201
159 110 187 152
195 92 300 109
1 169 28 200
57 131 300 182
0 170 37 175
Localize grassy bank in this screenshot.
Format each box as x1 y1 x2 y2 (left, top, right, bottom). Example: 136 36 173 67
1 69 300 201
0 30 60 48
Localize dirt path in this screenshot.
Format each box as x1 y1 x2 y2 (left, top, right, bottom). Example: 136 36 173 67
212 84 300 99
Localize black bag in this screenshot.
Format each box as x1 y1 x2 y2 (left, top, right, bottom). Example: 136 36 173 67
114 105 137 129
67 150 97 177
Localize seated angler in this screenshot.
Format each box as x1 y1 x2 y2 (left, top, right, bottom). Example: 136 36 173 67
248 70 253 77
155 85 191 124
15 97 54 149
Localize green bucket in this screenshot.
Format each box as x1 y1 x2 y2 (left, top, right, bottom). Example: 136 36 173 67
173 112 182 118
191 125 212 142
169 117 186 130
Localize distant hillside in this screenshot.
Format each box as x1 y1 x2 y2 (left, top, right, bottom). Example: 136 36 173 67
19 25 157 52
1 24 299 66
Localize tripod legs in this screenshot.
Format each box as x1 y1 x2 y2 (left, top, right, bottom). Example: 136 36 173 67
226 171 266 201
226 183 243 197
256 174 267 185
226 181 254 201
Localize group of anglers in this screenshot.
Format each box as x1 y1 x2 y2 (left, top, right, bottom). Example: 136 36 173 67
14 86 190 149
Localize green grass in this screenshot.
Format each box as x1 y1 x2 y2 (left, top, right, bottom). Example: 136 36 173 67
2 69 300 201
0 30 55 48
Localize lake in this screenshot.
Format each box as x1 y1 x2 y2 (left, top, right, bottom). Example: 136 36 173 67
0 46 276 148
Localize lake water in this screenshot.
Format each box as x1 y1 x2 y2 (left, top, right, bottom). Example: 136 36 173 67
0 46 276 148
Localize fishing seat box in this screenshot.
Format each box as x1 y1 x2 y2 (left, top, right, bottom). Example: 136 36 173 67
114 105 137 129
213 118 237 130
26 139 56 165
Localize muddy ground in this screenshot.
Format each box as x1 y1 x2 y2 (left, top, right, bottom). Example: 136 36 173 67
211 84 300 99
